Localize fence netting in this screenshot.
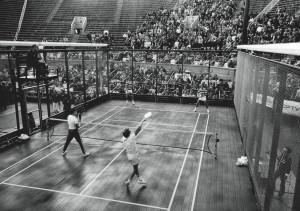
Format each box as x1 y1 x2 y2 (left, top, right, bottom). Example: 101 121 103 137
235 52 300 211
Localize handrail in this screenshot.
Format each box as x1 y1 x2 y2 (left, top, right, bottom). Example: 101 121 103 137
253 0 280 22
12 0 28 49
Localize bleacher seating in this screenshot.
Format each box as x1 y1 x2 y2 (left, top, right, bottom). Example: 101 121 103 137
1 0 177 44
78 0 178 44
17 0 61 41
249 0 272 15
0 0 24 41
269 0 300 16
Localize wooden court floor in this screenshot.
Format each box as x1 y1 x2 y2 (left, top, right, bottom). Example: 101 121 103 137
0 100 258 211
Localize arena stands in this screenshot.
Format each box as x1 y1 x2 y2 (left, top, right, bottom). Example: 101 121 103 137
1 0 300 110
18 0 62 41
0 0 24 41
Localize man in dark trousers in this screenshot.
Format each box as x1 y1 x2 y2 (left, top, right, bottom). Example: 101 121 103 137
274 147 292 199
62 108 89 157
27 45 47 77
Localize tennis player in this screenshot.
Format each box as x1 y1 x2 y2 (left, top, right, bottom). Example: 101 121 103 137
122 119 146 186
62 108 90 157
125 82 135 105
194 90 209 113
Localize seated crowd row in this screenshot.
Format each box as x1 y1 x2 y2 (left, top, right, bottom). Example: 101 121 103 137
109 62 234 100
123 0 300 50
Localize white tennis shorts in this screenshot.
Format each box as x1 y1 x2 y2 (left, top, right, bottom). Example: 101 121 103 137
126 89 133 94
128 153 140 165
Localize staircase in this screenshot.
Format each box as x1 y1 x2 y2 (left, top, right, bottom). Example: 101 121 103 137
46 0 64 23
253 0 280 22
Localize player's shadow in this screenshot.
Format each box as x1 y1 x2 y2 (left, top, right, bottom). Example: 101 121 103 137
62 156 85 188
126 184 146 196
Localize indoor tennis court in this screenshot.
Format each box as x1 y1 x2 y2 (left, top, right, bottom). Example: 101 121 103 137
0 100 257 211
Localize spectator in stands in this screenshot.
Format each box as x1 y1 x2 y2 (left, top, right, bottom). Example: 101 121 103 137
0 83 7 111
51 90 60 114
27 45 48 77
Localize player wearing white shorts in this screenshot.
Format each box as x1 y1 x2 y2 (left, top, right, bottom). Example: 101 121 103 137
125 82 135 105
194 91 209 113
122 119 146 186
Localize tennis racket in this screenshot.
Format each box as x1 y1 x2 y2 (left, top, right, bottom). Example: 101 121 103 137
143 112 152 121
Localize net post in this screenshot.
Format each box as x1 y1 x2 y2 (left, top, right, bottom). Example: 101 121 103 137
46 117 50 141
214 133 219 159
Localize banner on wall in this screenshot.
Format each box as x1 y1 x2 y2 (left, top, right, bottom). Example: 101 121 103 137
183 16 199 29
71 17 87 34
174 73 192 82
250 93 300 117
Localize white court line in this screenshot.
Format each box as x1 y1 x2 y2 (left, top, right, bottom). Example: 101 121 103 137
2 182 167 210
103 118 194 128
80 122 150 195
0 107 118 175
90 123 196 134
190 112 210 211
50 118 199 134
121 106 204 114
52 117 194 129
0 107 125 184
167 113 201 211
99 119 196 129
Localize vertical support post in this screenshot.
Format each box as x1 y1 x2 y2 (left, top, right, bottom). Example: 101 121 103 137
253 67 270 175
155 50 158 102
264 69 287 211
106 50 110 94
131 50 134 94
44 49 50 118
246 61 259 155
99 50 105 97
208 56 211 104
95 51 99 97
82 50 87 106
180 51 184 103
292 154 300 211
20 89 29 134
16 53 29 134
242 0 250 44
36 80 43 130
8 53 20 130
64 52 70 102
46 118 50 141
45 79 50 118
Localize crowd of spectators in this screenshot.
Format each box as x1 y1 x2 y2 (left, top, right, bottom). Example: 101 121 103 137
47 63 107 114
123 0 300 49
108 61 234 99
0 68 14 112
109 51 237 68
123 0 242 51
86 29 115 45
248 7 300 45
42 36 70 43
3 0 300 110
267 70 300 103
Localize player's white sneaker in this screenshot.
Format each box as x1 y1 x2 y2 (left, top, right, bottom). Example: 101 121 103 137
132 101 135 105
126 100 129 105
62 151 67 156
138 178 147 185
194 108 196 112
83 152 90 157
125 179 131 185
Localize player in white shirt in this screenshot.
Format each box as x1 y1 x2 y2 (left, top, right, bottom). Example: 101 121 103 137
125 82 135 105
62 108 89 157
122 119 147 186
194 90 209 113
